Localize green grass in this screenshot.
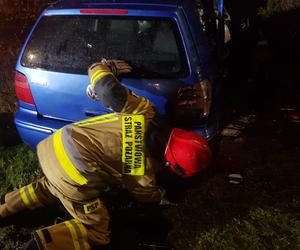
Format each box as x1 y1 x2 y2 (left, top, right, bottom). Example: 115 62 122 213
0 144 40 195
166 130 300 250
196 207 300 250
0 144 40 243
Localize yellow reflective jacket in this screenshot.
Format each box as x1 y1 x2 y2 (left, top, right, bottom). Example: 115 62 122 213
37 64 165 203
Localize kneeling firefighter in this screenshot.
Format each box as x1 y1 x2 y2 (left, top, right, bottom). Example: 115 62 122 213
0 59 212 249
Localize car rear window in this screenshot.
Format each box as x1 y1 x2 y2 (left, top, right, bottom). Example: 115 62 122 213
21 15 188 78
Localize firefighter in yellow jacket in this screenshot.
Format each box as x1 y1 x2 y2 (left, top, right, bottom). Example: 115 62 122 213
0 59 212 250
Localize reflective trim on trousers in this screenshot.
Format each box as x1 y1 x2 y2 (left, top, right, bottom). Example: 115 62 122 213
35 219 90 250
65 219 89 250
20 183 42 209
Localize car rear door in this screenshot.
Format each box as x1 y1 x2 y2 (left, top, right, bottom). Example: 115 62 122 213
17 8 193 122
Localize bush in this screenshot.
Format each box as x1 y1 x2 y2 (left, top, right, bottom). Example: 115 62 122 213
0 0 52 15
259 0 300 17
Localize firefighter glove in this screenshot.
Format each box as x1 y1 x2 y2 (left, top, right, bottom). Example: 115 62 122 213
101 58 132 77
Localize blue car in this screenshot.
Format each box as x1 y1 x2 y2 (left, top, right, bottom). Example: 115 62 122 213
14 0 219 150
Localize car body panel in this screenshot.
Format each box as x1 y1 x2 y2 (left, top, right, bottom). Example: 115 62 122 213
15 0 219 150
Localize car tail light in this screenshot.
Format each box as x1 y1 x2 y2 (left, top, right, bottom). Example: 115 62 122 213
80 9 128 15
14 71 35 105
175 79 212 120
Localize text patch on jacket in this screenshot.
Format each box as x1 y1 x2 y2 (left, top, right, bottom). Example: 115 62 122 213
122 115 145 175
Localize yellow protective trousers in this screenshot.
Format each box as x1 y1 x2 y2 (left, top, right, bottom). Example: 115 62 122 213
0 177 110 250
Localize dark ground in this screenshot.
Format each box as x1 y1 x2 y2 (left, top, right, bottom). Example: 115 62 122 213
0 2 300 249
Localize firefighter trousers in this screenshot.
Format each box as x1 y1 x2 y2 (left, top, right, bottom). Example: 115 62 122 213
0 177 110 250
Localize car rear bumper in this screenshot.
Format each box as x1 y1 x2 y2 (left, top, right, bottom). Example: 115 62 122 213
185 113 220 141
15 107 69 150
15 107 219 150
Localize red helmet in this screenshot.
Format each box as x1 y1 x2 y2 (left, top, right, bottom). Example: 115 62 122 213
165 128 212 177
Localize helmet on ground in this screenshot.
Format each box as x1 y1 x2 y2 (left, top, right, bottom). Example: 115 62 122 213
164 128 212 177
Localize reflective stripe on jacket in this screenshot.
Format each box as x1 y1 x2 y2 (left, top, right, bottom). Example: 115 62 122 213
37 64 164 203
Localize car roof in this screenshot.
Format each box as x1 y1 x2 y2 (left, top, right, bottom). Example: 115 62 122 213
51 0 182 9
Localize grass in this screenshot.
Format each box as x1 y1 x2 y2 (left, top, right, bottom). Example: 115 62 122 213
167 182 300 250
0 144 40 194
2 143 299 249
0 115 299 249
0 144 40 245
165 129 300 250
196 208 300 250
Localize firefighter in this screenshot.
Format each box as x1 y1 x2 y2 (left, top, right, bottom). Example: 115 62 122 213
0 59 212 250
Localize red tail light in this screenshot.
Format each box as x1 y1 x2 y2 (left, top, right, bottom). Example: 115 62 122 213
175 79 212 119
14 71 35 105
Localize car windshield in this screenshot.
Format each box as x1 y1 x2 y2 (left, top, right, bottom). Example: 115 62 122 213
21 15 188 78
